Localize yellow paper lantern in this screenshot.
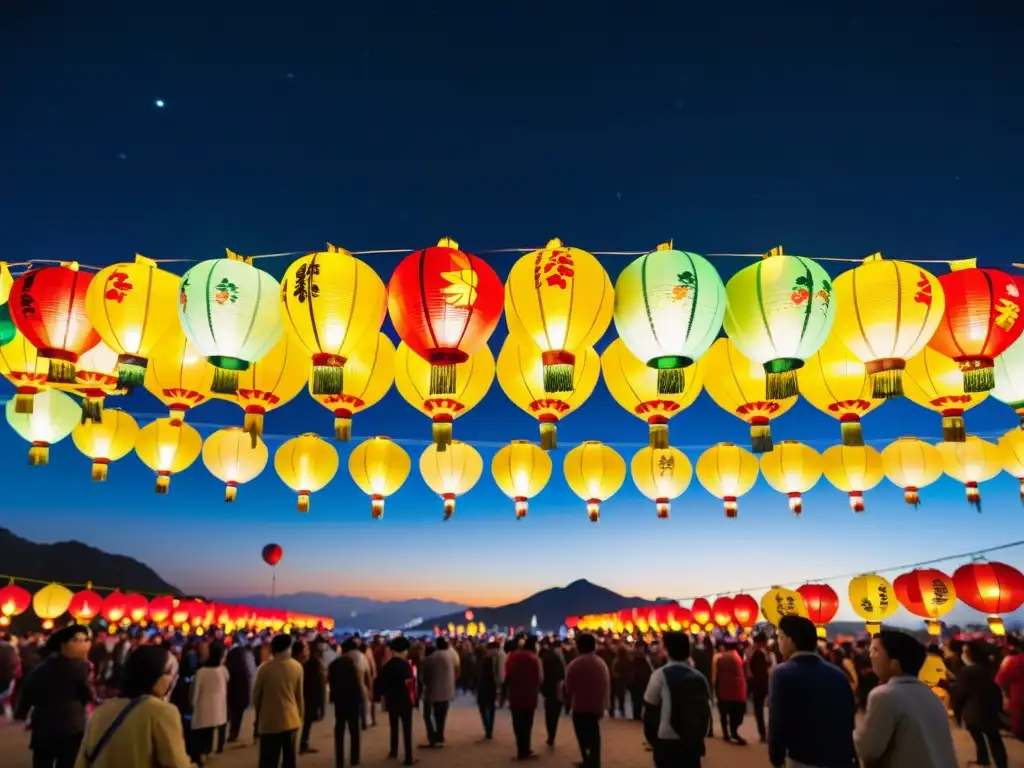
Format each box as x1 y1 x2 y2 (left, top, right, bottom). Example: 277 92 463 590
0 329 48 414
394 341 493 450
496 338 599 450
759 586 808 627
72 409 139 481
936 435 1002 511
849 573 898 634
309 331 394 442
274 433 339 512
144 326 216 424
491 440 553 519
880 437 943 507
998 427 1024 503
0 261 12 304
419 440 484 520
631 446 692 519
62 339 121 423
600 338 704 449
758 440 823 515
903 346 987 443
280 244 388 395
703 337 797 453
348 436 411 519
203 427 269 502
562 441 626 522
798 336 884 446
822 444 884 513
831 253 946 399
84 255 181 388
504 238 614 393
5 388 81 465
32 582 73 621
695 442 759 518
134 418 203 493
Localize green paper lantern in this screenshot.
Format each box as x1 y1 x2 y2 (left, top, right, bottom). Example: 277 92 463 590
0 303 15 347
5 388 81 465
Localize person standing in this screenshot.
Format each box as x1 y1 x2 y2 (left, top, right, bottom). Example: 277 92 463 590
564 633 609 768
539 638 566 747
630 642 653 722
951 639 1007 768
225 635 254 743
376 636 417 766
476 641 500 739
299 640 327 755
252 634 305 768
191 642 229 766
642 631 711 768
997 635 1024 741
743 631 772 743
712 639 747 745
505 635 544 761
328 639 364 768
690 632 714 739
419 637 456 748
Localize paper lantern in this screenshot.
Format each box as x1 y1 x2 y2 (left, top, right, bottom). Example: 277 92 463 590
0 262 13 305
703 338 797 453
711 596 734 629
387 238 503 395
0 583 32 617
134 418 203 493
143 326 216 424
601 338 704 449
796 584 840 639
926 262 1024 392
84 255 181 388
348 436 411 519
496 338 599 450
731 594 759 630
72 409 139 481
309 331 394 441
7 264 101 384
832 254 946 399
394 341 493 450
991 334 1024 422
893 569 957 636
563 441 626 522
821 444 884 513
5 388 81 465
32 582 73 620
759 441 823 515
760 587 808 627
178 253 284 394
848 574 898 635
723 248 836 398
202 427 269 502
123 594 149 624
0 329 48 414
491 440 553 519
690 598 712 629
68 589 103 622
66 340 121 423
148 596 174 625
695 442 759 518
998 427 1024 502
951 561 1024 636
880 437 943 507
613 243 725 394
229 330 307 446
274 433 339 512
936 435 1001 511
798 336 883 446
280 244 388 395
903 346 987 442
504 238 614 393
102 590 128 623
419 440 484 520
631 446 692 519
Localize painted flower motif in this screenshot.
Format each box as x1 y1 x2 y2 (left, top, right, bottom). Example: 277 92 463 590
439 251 479 307
179 277 190 312
533 249 576 290
671 271 696 302
104 270 134 303
214 278 239 305
913 272 933 306
791 274 832 315
1006 282 1020 298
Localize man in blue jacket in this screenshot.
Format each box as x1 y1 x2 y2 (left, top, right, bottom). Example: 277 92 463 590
768 615 856 768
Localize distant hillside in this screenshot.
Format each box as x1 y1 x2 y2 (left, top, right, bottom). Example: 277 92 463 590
212 592 464 630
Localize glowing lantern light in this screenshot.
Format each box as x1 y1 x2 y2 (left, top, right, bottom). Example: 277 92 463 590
903 346 987 442
601 338 704 449
387 238 503 395
881 437 943 507
0 583 31 617
760 587 808 627
496 338 599 450
695 442 759 518
0 329 48 414
202 427 269 502
64 340 120 423
134 418 203 493
848 574 898 635
6 388 81 465
505 238 614 393
72 409 140 481
732 594 759 630
613 243 725 394
991 334 1024 423
926 261 1024 392
348 436 411 519
143 326 216 424
84 255 181 388
281 244 388 395
0 261 12 305
893 569 957 636
711 596 734 629
419 440 484 520
630 446 692 519
148 596 174 625
951 561 1024 636
102 590 128 623
309 331 394 441
998 428 1024 502
562 441 626 522
690 598 712 630
229 330 307 446
936 435 1002 511
798 336 883 446
796 584 840 639
68 589 103 622
703 338 797 453
758 441 823 515
274 433 339 513
491 440 553 519
32 582 73 621
178 252 284 395
8 263 101 384
124 594 149 624
821 444 884 513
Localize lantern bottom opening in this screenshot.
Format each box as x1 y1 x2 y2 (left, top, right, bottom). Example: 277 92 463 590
648 422 669 449
539 421 557 451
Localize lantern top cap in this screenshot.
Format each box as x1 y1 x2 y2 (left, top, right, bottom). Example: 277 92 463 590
762 246 784 260
436 237 460 250
59 261 80 271
509 439 536 446
225 248 253 265
134 254 157 267
949 258 978 272
655 241 674 251
545 238 564 250
325 243 352 256
863 252 884 263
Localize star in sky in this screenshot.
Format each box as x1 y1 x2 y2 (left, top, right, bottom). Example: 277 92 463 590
154 99 165 108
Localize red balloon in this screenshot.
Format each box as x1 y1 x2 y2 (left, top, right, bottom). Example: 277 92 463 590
690 598 712 628
797 583 840 627
102 590 129 623
262 544 283 567
732 594 759 629
711 596 735 628
68 590 104 622
952 562 1024 616
0 583 32 617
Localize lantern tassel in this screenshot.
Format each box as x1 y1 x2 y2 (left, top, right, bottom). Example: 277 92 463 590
81 396 104 424
371 495 384 520
750 421 773 454
514 497 528 519
116 355 148 389
941 413 966 443
865 621 881 636
816 626 827 640
91 459 109 482
47 357 76 384
648 421 669 450
312 363 343 396
542 362 574 394
443 494 455 521
966 481 981 512
787 492 803 515
432 419 453 451
429 363 457 396
297 492 310 513
904 487 921 507
869 368 903 399
724 496 738 519
224 483 237 502
849 491 865 513
840 419 864 447
987 616 1006 636
211 367 239 395
657 367 684 395
961 365 995 394
765 369 799 400
539 422 557 451
655 499 670 519
155 474 170 494
586 499 600 523
14 392 35 414
925 618 942 637
28 443 49 466
243 410 264 448
334 413 352 442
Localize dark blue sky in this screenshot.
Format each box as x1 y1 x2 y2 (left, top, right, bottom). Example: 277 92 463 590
2 3 1023 619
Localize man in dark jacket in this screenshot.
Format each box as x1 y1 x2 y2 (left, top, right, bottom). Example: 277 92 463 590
225 638 253 743
329 639 365 768
505 635 543 760
299 640 327 755
630 641 653 722
476 641 500 739
643 631 711 768
376 636 417 766
539 638 566 746
744 632 772 743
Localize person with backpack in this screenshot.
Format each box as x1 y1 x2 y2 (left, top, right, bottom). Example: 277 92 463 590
642 631 711 768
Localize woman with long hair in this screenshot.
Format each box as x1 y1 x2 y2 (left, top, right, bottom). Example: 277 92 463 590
952 639 1008 768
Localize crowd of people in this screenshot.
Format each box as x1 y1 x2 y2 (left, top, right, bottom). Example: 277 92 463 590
0 617 1022 768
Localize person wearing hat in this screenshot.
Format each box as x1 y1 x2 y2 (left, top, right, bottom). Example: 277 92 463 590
14 624 93 768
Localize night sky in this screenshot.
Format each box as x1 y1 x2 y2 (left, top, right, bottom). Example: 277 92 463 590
2 3 1023 622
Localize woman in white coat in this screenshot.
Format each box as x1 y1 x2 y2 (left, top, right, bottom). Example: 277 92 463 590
191 642 229 766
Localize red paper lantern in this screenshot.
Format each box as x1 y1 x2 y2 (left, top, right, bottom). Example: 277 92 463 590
123 593 149 624
148 596 174 625
894 569 957 636
711 596 734 628
674 605 693 629
690 598 712 629
731 593 759 629
952 561 1024 635
0 583 32 617
927 265 1024 392
102 590 128 623
8 264 101 384
387 238 503 395
68 589 103 622
170 599 192 626
797 583 840 638
464 609 474 621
